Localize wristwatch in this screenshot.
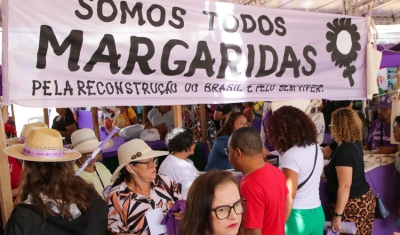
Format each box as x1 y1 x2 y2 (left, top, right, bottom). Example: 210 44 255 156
334 212 343 217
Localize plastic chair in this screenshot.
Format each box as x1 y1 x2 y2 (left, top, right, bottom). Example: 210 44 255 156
28 117 44 123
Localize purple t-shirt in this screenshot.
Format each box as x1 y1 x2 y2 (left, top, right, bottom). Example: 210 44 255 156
262 110 275 151
366 119 396 150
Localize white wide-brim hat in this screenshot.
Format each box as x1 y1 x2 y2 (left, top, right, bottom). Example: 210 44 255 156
110 139 168 182
4 129 81 162
6 122 48 146
71 128 113 153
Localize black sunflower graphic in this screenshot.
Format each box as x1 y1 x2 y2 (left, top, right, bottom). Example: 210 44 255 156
326 18 361 87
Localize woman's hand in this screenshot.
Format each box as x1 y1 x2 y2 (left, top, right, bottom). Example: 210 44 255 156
331 216 341 233
262 148 270 157
173 211 184 220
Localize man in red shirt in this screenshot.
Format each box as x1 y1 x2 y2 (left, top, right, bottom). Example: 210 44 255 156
228 127 289 235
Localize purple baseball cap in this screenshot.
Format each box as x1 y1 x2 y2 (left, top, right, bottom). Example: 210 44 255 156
378 94 393 109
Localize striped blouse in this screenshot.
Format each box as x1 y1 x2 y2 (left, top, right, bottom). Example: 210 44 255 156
107 174 182 234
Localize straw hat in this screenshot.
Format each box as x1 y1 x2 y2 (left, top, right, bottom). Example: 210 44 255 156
4 129 81 162
71 128 113 153
6 122 48 146
110 139 169 182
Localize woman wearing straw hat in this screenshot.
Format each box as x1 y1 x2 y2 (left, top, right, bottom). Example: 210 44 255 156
4 128 108 235
5 122 48 199
71 128 114 199
107 139 182 234
6 122 48 146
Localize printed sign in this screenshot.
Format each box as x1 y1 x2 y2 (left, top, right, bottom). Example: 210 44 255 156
378 68 388 91
2 0 368 107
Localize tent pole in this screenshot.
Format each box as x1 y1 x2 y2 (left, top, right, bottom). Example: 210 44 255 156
91 107 102 161
0 107 14 227
173 105 182 128
43 108 49 126
142 106 148 124
10 104 15 122
200 104 207 143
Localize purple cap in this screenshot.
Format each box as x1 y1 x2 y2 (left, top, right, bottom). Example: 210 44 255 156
378 94 393 109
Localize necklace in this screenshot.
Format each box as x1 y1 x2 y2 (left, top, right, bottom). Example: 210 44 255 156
77 159 95 173
126 181 151 198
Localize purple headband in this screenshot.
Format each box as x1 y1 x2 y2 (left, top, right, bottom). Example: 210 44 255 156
19 136 26 144
22 146 65 158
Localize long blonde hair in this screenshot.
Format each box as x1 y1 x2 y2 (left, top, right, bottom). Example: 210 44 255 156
331 108 363 143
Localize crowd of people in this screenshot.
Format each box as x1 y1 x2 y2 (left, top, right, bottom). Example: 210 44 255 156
2 97 400 235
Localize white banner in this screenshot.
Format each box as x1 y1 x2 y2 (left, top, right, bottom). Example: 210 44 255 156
2 0 368 107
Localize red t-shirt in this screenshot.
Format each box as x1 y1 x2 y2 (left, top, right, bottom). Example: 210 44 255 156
8 156 22 191
240 163 288 235
4 122 17 137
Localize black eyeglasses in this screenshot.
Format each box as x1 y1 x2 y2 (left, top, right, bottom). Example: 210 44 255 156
134 158 159 169
224 147 244 156
211 198 246 220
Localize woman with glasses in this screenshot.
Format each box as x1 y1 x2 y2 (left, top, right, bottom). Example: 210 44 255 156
204 112 249 171
159 127 199 199
179 170 245 235
71 129 114 199
268 106 325 235
324 108 375 235
107 139 182 235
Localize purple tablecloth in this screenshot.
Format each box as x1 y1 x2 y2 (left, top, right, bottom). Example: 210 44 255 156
320 163 400 235
102 136 166 158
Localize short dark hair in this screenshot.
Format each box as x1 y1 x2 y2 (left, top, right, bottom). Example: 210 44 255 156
395 116 400 124
166 127 195 152
179 171 243 235
230 127 263 156
267 106 317 152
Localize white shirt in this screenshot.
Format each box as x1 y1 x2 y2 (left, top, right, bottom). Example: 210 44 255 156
281 144 323 209
158 154 199 199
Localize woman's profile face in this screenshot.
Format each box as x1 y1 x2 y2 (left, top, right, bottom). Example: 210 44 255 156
393 122 400 142
56 108 67 115
233 115 248 131
129 158 158 183
211 182 242 235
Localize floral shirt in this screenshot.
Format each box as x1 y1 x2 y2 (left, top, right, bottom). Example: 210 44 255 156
107 174 182 234
192 117 217 148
